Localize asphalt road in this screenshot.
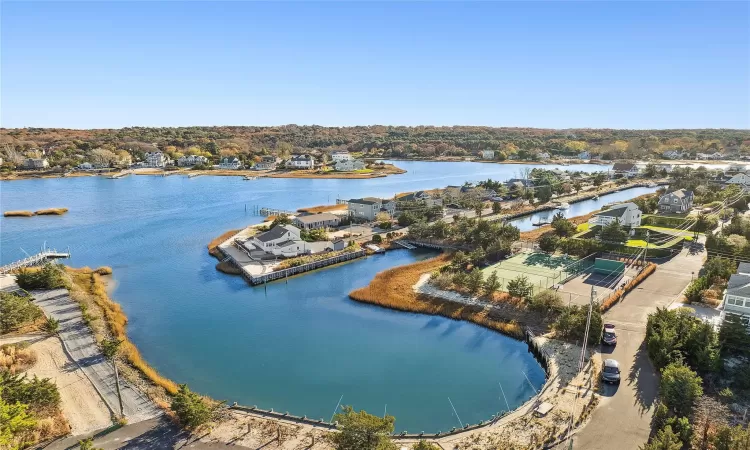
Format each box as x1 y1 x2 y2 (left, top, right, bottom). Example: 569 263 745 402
570 244 704 449
33 289 161 424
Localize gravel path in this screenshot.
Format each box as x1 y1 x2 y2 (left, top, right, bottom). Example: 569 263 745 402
33 289 161 424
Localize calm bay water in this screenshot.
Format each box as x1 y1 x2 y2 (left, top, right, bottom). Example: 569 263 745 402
0 161 620 431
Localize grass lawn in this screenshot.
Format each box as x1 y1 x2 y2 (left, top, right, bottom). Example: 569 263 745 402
576 222 590 232
640 225 697 237
353 169 374 173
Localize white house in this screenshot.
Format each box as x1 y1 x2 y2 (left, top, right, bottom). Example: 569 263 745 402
246 225 308 258
589 202 642 228
144 151 169 168
334 159 366 171
23 158 50 169
578 151 591 160
722 262 750 327
612 162 640 178
481 150 495 160
219 157 242 170
254 155 279 170
178 155 209 167
537 152 551 160
662 150 684 160
78 162 93 170
286 154 315 169
727 173 750 189
347 197 395 221
331 151 352 163
293 212 341 230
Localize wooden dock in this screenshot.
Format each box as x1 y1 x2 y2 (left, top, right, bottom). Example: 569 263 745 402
0 249 71 274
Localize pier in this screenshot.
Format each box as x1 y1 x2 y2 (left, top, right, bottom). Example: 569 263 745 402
254 206 296 217
0 249 71 274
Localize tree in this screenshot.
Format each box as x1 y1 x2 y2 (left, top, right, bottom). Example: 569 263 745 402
528 290 563 314
330 405 396 450
507 275 534 300
371 234 383 244
551 212 576 237
0 292 42 334
538 232 559 253
535 185 553 203
0 386 36 449
466 268 484 295
15 263 68 290
491 201 501 214
640 425 682 450
412 441 440 450
599 220 628 244
660 363 703 417
719 313 750 357
483 271 501 297
593 173 606 187
170 384 214 429
712 424 750 450
375 212 390 222
271 214 292 227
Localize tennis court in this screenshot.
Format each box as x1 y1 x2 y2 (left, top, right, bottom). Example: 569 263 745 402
482 252 586 294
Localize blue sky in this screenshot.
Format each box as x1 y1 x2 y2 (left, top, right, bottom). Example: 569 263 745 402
2 1 748 129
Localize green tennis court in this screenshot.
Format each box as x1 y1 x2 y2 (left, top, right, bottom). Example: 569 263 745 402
482 252 582 294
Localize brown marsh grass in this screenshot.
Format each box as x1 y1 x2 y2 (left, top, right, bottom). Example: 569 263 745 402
600 262 656 312
0 342 38 374
348 254 524 338
66 267 179 395
297 204 347 214
4 210 34 217
34 208 69 215
207 229 241 258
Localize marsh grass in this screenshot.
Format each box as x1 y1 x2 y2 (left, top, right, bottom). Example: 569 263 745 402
4 210 34 217
34 208 69 216
297 204 347 214
348 254 524 338
207 229 241 259
65 267 179 397
0 342 37 374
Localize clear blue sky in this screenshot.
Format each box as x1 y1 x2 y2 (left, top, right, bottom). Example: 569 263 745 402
2 1 748 129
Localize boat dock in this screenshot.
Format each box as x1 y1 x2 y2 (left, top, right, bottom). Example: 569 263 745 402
106 171 130 179
255 206 296 217
0 249 71 274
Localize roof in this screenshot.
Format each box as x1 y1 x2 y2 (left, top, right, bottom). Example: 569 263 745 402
276 239 304 248
221 157 239 163
612 162 637 171
738 262 750 275
291 154 313 161
348 198 379 206
294 213 340 224
727 273 750 297
594 202 638 218
255 225 299 243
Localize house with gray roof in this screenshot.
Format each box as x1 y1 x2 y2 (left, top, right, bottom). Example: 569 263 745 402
246 224 308 257
293 212 341 230
589 202 642 228
723 267 750 327
612 162 639 178
347 197 395 221
658 189 694 214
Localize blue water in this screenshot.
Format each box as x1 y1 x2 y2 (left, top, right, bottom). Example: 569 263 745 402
0 161 617 432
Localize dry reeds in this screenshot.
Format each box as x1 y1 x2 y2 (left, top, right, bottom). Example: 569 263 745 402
34 208 69 216
297 204 347 214
65 267 179 395
216 261 241 275
348 254 524 339
0 343 37 374
207 229 240 259
4 210 34 217
94 266 113 275
600 263 656 313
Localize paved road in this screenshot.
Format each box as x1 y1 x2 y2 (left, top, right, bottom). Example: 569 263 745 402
33 289 161 423
570 244 704 449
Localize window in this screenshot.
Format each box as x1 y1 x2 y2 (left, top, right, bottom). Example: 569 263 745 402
728 297 737 305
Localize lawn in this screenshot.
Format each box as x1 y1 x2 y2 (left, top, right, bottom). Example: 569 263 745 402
639 225 697 237
576 222 590 232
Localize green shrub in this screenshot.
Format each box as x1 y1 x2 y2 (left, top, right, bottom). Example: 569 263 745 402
330 405 396 450
170 384 214 429
659 362 703 417
553 302 603 345
15 264 68 290
0 292 42 334
0 371 61 412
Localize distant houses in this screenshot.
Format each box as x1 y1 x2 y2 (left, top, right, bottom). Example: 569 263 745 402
177 155 209 167
334 159 366 171
144 151 170 168
612 162 639 178
292 213 341 230
331 151 352 163
726 172 750 189
22 158 50 170
219 157 242 170
254 155 280 170
396 190 442 208
286 154 316 169
589 202 642 228
480 150 495 160
578 151 591 160
658 189 694 214
662 150 685 160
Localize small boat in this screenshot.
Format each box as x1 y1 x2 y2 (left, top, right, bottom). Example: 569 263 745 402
243 175 258 180
592 195 599 200
532 220 551 227
557 202 570 210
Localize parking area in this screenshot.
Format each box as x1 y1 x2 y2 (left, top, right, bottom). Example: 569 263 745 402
558 264 640 306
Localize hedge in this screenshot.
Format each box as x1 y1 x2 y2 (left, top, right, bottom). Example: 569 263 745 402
600 263 657 313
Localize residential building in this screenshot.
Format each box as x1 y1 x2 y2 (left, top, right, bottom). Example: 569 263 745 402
480 150 495 160
246 224 307 258
78 162 93 170
293 213 341 230
578 151 591 160
254 155 280 170
23 158 50 169
396 191 442 208
537 152 551 160
662 150 684 160
443 185 463 199
219 157 242 170
658 189 694 214
347 197 395 221
722 263 750 326
589 202 642 228
334 159 366 171
726 173 750 189
286 154 315 169
331 151 353 163
144 151 169 168
177 155 209 167
612 162 640 178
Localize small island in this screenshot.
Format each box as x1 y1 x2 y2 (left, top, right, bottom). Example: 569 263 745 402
4 207 68 217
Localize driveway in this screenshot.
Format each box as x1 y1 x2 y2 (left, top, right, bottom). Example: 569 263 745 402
33 289 161 423
570 245 704 449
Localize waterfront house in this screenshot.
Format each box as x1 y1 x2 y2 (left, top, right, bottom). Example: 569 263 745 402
722 263 750 327
286 154 315 169
578 151 591 160
331 151 352 163
178 155 209 167
658 189 694 214
254 155 280 170
348 197 395 221
23 158 50 169
726 173 750 189
662 150 684 160
480 150 495 160
293 212 341 230
396 191 442 209
78 162 93 170
589 202 642 228
219 157 242 170
334 159 366 171
246 224 308 258
443 185 463 199
537 152 551 160
612 162 639 178
145 151 170 168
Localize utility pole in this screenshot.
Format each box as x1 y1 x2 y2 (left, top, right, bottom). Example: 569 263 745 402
567 285 596 450
643 230 650 266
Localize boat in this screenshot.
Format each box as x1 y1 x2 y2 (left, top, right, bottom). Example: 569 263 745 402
243 175 258 180
532 220 551 227
557 202 570 210
592 195 599 200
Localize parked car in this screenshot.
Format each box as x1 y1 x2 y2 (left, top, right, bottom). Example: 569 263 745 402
602 324 617 345
601 359 621 384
